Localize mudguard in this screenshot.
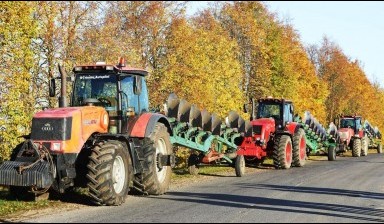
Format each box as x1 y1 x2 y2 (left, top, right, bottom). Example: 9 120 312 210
285 122 303 135
129 113 172 138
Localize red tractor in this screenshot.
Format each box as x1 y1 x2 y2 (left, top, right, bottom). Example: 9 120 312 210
234 97 306 176
335 115 367 157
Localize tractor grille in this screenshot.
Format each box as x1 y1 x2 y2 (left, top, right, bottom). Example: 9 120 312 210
253 125 262 135
31 117 72 141
339 132 349 140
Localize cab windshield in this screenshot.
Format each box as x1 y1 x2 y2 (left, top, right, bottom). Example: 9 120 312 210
340 118 355 129
257 103 282 120
72 74 117 108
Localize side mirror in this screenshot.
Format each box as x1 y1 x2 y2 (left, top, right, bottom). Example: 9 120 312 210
133 76 142 95
49 78 56 97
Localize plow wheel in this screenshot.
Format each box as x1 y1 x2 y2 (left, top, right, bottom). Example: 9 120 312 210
328 146 337 161
292 128 306 167
188 154 200 175
361 137 368 156
133 123 172 195
273 135 292 169
87 140 131 206
235 155 245 177
352 139 362 157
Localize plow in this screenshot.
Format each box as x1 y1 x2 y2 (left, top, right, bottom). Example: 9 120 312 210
294 111 340 161
165 93 249 175
363 120 382 153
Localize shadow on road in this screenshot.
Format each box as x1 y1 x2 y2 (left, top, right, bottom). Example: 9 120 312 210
234 183 384 200
159 190 384 222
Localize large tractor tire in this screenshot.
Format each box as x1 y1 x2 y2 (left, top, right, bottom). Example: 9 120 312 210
292 128 306 167
235 155 245 177
273 135 293 169
361 137 369 156
328 145 337 161
352 139 362 157
87 140 131 206
378 143 383 154
133 123 172 195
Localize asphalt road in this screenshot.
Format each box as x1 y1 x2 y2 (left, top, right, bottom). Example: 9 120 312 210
27 152 384 223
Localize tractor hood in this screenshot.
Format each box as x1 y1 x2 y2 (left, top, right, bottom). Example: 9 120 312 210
31 106 109 153
251 118 275 127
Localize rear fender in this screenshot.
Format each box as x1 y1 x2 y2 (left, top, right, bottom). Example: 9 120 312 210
285 122 302 135
129 113 172 138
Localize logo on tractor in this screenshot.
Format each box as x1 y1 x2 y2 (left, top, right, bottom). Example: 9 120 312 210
42 123 53 131
83 119 97 125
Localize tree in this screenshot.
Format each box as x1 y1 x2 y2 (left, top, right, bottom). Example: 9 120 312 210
0 1 38 161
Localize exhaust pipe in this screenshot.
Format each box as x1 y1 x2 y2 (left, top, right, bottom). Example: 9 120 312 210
58 64 67 108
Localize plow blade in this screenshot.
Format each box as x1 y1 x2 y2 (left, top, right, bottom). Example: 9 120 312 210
0 160 53 188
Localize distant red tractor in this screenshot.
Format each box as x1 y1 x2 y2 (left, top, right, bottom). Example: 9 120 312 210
335 115 367 157
234 97 306 176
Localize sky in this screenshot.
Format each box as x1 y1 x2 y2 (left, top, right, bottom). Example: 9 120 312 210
186 1 384 88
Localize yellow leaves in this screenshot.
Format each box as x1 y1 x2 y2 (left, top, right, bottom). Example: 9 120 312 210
0 1 37 160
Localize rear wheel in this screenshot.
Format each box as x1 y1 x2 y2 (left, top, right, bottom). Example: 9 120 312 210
292 128 306 167
328 146 336 161
133 123 172 195
273 135 292 169
87 140 131 206
235 155 245 177
361 137 368 156
352 139 362 157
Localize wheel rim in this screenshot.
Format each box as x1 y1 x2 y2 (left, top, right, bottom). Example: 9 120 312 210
156 138 167 183
286 140 292 164
299 136 306 160
112 155 126 194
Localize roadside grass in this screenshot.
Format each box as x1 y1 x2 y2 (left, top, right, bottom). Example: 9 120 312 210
0 187 60 217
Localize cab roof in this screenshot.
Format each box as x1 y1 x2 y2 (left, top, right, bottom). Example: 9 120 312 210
72 63 148 76
258 97 292 104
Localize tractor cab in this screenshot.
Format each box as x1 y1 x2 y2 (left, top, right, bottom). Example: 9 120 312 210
337 116 362 134
256 97 294 130
50 58 149 134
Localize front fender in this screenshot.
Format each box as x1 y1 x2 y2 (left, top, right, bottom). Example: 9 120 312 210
129 113 172 138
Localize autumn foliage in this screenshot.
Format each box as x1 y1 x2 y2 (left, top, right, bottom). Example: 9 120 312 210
0 1 383 161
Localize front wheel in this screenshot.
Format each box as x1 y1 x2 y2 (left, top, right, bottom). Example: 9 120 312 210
235 155 245 177
133 123 172 195
87 140 131 206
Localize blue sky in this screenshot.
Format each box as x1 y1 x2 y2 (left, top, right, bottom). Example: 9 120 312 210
186 1 384 88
